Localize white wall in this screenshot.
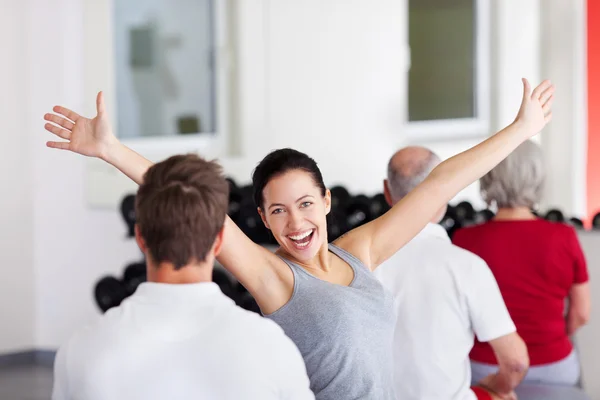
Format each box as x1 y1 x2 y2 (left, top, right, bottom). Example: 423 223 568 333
490 0 588 218
574 232 600 397
0 0 36 353
27 0 141 349
491 0 541 131
220 0 409 196
540 0 588 218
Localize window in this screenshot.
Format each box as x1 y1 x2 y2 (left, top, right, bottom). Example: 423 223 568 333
406 0 489 140
113 0 224 143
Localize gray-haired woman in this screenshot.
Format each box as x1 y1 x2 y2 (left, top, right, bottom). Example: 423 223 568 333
453 140 590 386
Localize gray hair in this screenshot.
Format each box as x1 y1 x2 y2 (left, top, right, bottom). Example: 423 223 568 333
480 140 545 208
387 148 441 203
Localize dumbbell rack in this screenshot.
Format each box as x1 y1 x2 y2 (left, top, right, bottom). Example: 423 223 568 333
96 186 591 314
93 193 147 313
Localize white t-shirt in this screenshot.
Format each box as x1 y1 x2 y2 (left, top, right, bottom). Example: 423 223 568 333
52 281 314 400
373 223 516 400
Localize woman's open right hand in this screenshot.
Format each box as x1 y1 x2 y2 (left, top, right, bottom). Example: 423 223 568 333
44 91 118 160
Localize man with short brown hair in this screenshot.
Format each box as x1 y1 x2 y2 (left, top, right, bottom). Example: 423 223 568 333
52 154 314 400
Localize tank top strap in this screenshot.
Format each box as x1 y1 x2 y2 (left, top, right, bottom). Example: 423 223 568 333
327 243 371 273
275 253 313 281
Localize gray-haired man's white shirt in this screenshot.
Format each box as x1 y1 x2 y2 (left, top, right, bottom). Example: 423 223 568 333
374 223 515 400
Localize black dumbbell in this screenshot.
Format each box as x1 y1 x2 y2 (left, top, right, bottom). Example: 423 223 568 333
327 210 350 241
94 276 128 313
236 199 272 245
345 195 374 230
439 206 462 239
235 281 249 298
226 177 237 193
592 212 600 229
330 186 351 212
228 181 243 221
545 209 565 223
239 185 254 203
123 261 146 296
212 267 237 301
120 194 136 238
473 209 495 225
439 206 456 230
454 201 475 224
568 217 584 229
238 291 261 314
370 193 390 219
233 282 260 313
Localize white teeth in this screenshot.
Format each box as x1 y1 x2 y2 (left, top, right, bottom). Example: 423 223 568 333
296 241 310 247
289 230 313 240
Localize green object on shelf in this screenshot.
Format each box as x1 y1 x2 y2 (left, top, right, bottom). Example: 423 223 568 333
177 115 201 134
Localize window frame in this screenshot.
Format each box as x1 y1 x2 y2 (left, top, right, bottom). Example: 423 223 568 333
107 0 232 157
83 0 234 209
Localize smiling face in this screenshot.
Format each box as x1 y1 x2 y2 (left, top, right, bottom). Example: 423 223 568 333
259 169 331 262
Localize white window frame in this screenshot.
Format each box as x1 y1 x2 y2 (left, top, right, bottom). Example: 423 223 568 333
405 0 490 141
85 0 233 158
83 0 234 208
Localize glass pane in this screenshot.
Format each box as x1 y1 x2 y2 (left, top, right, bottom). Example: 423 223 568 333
114 0 216 138
408 0 475 122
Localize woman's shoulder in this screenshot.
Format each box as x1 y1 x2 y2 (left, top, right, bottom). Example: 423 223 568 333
330 232 372 269
459 218 580 243
543 221 584 250
452 221 493 241
452 219 536 246
534 219 579 236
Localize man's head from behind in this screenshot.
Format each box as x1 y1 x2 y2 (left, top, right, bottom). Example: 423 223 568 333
134 154 229 282
384 146 445 223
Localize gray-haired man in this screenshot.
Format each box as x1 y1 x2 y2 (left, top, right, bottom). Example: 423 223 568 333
374 146 529 400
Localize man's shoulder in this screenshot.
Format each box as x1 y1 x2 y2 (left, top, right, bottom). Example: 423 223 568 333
61 304 296 361
73 303 127 336
441 242 494 284
409 238 492 284
55 308 119 364
379 235 487 272
227 307 292 343
418 235 489 267
204 308 304 367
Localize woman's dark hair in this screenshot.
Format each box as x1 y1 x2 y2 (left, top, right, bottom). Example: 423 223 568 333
252 148 326 209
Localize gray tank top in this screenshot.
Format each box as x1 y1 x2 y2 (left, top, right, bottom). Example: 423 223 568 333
264 244 396 400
